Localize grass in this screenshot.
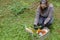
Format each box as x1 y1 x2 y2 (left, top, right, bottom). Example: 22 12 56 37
0 0 60 40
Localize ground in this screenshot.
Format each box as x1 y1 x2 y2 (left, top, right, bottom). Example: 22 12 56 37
0 0 60 40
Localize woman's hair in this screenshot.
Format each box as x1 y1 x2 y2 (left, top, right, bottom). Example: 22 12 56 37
40 0 49 13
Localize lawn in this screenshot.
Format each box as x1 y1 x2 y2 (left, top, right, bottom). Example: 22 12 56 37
0 0 60 40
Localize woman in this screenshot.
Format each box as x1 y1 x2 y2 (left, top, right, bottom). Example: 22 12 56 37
34 0 54 30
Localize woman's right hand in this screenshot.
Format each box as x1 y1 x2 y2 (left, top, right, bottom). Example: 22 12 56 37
34 25 38 30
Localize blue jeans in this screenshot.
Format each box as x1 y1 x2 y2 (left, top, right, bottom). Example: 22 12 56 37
38 16 53 28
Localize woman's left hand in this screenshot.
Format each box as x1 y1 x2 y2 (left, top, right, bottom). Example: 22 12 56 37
44 21 47 25
44 18 50 25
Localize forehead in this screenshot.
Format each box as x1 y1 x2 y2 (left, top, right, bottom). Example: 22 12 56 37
40 0 46 4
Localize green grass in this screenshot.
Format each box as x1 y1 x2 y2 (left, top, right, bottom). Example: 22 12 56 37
0 0 60 40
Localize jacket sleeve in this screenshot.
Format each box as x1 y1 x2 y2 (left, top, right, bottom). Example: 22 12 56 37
48 6 54 18
34 6 40 25
44 4 54 24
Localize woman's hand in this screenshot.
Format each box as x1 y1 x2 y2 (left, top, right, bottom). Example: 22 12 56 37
44 18 50 25
34 25 38 30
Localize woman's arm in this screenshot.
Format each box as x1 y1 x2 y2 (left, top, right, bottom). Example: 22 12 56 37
34 6 40 25
44 4 54 25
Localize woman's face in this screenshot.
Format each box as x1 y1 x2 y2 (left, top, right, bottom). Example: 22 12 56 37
40 3 47 9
